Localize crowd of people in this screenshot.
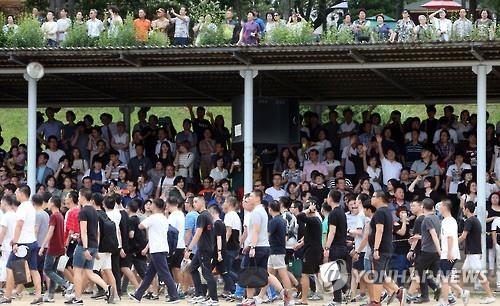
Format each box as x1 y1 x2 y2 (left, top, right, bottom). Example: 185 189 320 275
0 103 497 306
2 5 498 47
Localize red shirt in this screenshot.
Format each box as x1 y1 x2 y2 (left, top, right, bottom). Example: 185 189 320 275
48 211 65 256
64 207 80 244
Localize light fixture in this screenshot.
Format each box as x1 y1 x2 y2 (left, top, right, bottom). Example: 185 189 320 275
26 62 44 80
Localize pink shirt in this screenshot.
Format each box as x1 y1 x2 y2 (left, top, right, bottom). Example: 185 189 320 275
303 161 328 181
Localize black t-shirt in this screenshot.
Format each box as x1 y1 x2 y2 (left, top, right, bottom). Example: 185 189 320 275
393 220 411 254
328 206 347 247
310 186 329 204
463 216 482 254
369 206 394 254
486 204 500 232
268 215 286 255
196 210 214 253
412 215 425 253
78 205 99 249
119 210 129 252
297 213 323 251
213 219 226 256
193 118 212 141
128 215 147 253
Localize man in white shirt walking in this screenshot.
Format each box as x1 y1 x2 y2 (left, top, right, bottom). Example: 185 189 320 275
0 186 43 304
86 9 104 39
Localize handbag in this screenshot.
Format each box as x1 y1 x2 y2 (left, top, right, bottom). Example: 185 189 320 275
288 257 303 279
57 255 70 272
11 258 29 285
237 259 268 288
319 261 341 283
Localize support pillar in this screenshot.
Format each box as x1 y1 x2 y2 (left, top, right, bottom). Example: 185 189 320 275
24 63 44 195
119 106 134 134
240 69 258 193
473 64 491 270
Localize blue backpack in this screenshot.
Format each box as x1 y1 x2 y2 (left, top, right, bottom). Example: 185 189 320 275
167 224 179 257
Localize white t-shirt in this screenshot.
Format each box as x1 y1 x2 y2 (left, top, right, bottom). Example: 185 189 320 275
492 217 500 245
106 209 122 248
16 201 37 244
346 211 365 249
366 166 382 191
440 216 460 260
432 128 458 144
1 211 16 252
158 176 175 196
341 146 357 175
381 158 403 185
339 121 357 151
56 18 71 41
44 149 66 172
140 213 169 254
247 204 270 247
446 163 472 194
243 210 251 247
168 210 186 249
224 211 242 233
265 187 287 201
404 131 428 143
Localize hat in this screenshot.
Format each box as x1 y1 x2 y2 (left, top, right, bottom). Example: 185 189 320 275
157 8 165 13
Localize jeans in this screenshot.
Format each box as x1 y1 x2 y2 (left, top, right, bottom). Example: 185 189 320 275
135 252 178 301
111 252 122 296
223 249 239 292
191 251 218 300
173 37 189 46
44 254 68 295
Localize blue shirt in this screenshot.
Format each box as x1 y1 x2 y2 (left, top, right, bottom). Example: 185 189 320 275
186 211 199 252
37 166 47 185
268 215 286 255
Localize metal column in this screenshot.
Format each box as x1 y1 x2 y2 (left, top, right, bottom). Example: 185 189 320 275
120 106 134 134
473 64 491 270
24 74 39 194
240 69 257 193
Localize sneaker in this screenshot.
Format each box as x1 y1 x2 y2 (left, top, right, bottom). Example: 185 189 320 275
479 297 496 304
242 298 257 306
43 295 55 303
165 298 180 304
91 291 106 300
0 298 11 304
178 292 186 300
434 287 441 302
406 294 418 304
30 297 43 305
128 293 140 303
412 296 430 304
309 292 322 301
189 296 207 304
436 302 447 306
323 302 338 306
64 298 83 305
461 290 470 306
201 298 219 306
448 293 456 305
105 285 113 303
65 284 74 295
144 292 159 300
64 293 75 301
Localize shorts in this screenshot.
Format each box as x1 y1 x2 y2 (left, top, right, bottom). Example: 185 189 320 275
168 248 185 269
268 254 287 269
93 252 112 271
6 242 39 271
372 253 391 284
439 259 456 278
0 250 10 281
242 247 270 270
302 249 322 274
353 252 366 271
462 254 482 272
72 245 98 270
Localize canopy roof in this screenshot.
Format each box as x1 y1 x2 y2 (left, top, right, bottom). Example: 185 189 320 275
0 41 499 106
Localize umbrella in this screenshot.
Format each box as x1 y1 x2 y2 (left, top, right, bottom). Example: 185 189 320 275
421 0 462 10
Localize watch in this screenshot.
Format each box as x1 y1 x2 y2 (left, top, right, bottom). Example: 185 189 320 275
250 246 256 249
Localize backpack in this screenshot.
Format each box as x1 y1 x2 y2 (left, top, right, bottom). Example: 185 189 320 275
167 224 179 257
98 213 119 253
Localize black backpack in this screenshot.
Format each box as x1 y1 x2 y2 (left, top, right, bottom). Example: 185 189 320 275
167 224 179 257
98 212 119 253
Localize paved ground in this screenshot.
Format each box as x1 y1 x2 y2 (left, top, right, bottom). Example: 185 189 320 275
5 295 496 306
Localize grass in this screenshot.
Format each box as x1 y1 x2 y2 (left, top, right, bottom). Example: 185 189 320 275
0 104 498 148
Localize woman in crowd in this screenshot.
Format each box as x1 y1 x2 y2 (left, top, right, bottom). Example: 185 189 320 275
199 129 216 179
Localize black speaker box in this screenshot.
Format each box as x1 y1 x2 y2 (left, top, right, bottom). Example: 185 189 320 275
231 96 299 144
